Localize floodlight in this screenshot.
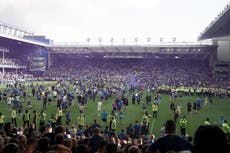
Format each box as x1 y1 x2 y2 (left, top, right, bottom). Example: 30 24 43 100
135 37 138 45
87 38 90 44
123 38 126 45
160 37 163 43
147 37 151 43
111 37 113 45
98 37 102 45
173 37 176 43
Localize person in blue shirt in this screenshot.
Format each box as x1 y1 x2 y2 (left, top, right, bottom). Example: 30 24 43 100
36 92 41 107
118 129 127 140
137 94 141 105
76 125 85 136
104 126 110 136
101 110 108 125
132 94 136 104
66 110 71 126
196 97 203 110
118 109 124 124
219 115 225 125
117 100 122 111
134 120 141 138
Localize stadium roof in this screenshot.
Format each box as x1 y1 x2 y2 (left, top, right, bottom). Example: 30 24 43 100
0 35 48 54
0 22 47 47
198 2 230 40
49 44 217 60
0 34 47 47
48 43 217 56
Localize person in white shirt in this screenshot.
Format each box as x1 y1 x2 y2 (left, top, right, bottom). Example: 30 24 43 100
98 100 103 114
7 97 12 110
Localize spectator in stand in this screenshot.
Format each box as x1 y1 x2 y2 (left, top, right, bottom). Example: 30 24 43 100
0 136 4 152
43 125 66 146
76 144 90 153
64 139 73 151
128 145 141 153
4 122 14 137
23 137 38 153
148 120 192 153
105 143 117 153
126 123 134 138
97 141 107 153
192 125 228 153
1 143 19 153
35 137 50 153
50 133 71 153
17 135 27 153
89 127 104 153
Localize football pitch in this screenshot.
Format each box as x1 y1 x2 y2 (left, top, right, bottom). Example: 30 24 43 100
0 81 229 138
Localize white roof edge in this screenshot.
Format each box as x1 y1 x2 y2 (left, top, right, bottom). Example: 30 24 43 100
0 33 47 47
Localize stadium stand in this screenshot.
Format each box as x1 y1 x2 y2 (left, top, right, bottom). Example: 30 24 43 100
0 2 229 153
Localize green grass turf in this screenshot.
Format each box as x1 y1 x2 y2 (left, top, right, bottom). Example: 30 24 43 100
0 81 229 138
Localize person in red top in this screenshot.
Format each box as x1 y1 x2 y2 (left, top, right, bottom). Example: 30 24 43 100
174 107 179 122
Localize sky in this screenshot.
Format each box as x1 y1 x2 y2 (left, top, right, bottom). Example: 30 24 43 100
0 0 229 44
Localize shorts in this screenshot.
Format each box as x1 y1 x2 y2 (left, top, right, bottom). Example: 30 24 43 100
102 118 107 122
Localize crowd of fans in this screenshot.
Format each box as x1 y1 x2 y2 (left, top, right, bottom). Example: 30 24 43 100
0 119 228 153
1 56 229 91
0 56 229 153
42 57 230 93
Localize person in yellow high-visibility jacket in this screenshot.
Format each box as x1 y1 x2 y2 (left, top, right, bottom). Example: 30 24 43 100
50 113 56 129
39 110 46 128
111 116 117 132
0 112 5 131
221 120 230 135
56 107 63 125
152 103 158 118
204 117 210 125
11 108 17 127
23 110 30 128
179 115 188 136
142 111 151 127
109 110 117 130
77 113 85 129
